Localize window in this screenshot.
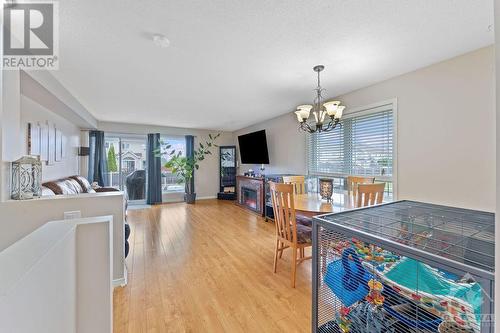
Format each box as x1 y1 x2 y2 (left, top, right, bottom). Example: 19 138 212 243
160 135 186 193
307 101 395 198
104 138 120 188
122 158 136 174
104 134 147 203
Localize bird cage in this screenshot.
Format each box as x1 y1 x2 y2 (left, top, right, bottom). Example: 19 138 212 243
312 200 494 333
11 156 42 200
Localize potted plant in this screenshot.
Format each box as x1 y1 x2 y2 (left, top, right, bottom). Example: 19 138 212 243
162 133 221 204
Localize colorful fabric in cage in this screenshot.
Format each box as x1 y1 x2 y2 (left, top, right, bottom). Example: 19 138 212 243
381 258 482 331
326 240 482 332
324 248 373 307
350 239 400 268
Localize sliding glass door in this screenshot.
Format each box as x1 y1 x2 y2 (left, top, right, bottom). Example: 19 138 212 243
104 133 187 204
105 134 147 204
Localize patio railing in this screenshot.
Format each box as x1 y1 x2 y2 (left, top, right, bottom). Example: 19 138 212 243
104 171 184 193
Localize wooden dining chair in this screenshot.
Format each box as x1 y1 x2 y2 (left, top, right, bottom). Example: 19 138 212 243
282 175 306 194
269 182 312 288
346 176 375 196
356 183 386 207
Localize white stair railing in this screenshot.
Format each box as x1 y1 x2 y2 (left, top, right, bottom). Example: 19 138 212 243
0 216 113 333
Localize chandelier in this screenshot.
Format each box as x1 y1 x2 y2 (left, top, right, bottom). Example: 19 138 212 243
294 65 345 133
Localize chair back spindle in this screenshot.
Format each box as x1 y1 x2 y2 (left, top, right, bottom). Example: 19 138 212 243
356 183 385 207
270 182 297 244
346 176 375 196
282 176 306 195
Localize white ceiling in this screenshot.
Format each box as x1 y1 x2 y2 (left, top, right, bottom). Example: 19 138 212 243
53 0 493 131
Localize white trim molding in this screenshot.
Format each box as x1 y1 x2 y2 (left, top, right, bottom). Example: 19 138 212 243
113 265 128 287
196 196 217 200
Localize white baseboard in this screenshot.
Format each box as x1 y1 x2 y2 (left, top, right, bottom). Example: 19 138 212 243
113 265 128 288
196 196 216 200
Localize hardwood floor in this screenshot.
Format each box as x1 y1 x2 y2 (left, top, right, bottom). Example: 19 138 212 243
113 199 312 333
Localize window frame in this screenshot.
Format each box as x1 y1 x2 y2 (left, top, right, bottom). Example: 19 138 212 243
306 98 398 199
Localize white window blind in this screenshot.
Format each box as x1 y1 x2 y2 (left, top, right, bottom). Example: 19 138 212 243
307 103 394 180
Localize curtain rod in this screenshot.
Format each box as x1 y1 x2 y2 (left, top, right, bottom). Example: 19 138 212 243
80 129 198 138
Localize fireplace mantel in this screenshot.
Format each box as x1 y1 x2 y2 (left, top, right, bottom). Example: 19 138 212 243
236 176 265 216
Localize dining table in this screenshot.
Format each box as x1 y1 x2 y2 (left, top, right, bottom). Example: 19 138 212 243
293 190 355 218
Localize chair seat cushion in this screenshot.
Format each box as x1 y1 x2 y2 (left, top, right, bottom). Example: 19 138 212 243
296 215 312 227
296 224 312 244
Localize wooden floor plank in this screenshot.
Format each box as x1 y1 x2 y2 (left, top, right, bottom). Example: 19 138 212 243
114 200 311 333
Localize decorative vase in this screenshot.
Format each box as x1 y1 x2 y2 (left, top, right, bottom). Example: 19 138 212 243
319 178 333 202
185 192 196 204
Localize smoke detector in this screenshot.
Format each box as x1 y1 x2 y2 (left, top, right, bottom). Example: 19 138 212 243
153 34 170 48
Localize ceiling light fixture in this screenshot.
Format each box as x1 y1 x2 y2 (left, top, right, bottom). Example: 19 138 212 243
153 34 170 48
294 65 345 133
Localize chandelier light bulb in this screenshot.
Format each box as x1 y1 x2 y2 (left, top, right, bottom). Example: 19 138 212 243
295 111 304 122
335 106 345 119
324 101 341 117
296 105 312 121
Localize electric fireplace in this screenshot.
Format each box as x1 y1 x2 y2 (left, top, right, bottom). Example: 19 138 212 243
236 175 265 215
241 187 257 210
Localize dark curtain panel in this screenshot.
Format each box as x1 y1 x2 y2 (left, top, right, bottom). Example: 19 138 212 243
146 133 162 205
88 130 108 186
185 135 195 193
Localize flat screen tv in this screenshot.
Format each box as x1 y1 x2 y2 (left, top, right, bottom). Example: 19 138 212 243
238 130 270 164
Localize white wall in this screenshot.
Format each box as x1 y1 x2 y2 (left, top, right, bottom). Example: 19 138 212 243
0 192 125 283
98 121 235 199
20 96 81 181
0 216 113 333
0 71 97 197
2 71 21 162
494 0 499 328
338 46 495 211
0 68 125 284
0 70 97 199
235 46 495 212
1 71 21 201
22 71 98 129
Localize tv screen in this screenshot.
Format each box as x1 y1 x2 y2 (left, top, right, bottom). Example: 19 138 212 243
238 130 270 164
